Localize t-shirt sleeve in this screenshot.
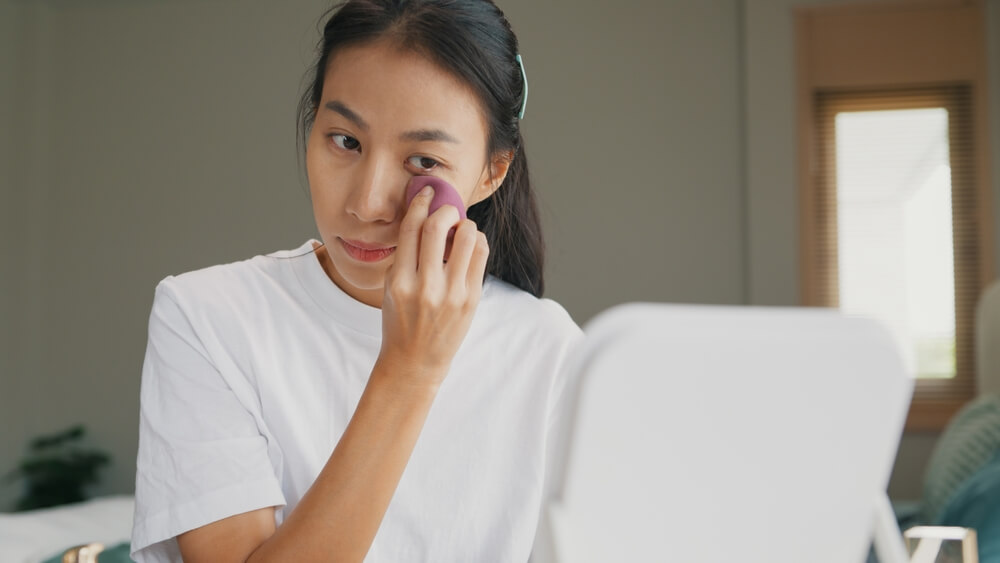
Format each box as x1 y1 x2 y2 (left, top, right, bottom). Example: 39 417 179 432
131 278 285 563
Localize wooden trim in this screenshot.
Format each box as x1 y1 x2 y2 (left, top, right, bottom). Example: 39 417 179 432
905 398 969 432
973 27 996 288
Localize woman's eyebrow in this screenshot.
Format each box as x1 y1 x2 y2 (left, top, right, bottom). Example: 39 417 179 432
323 99 459 144
400 129 460 144
324 100 369 131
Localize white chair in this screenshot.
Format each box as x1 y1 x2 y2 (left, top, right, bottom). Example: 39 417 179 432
534 304 913 563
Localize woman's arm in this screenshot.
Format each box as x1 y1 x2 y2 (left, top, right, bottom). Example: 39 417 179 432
177 360 441 563
176 187 489 563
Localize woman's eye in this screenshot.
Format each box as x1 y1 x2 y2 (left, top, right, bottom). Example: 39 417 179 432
407 155 440 171
330 134 360 151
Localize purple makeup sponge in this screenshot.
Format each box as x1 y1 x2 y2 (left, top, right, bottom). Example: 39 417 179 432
405 176 467 219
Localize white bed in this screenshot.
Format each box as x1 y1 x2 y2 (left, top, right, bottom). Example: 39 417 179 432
0 495 134 563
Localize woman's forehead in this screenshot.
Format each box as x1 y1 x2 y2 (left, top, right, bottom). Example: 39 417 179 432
319 40 488 139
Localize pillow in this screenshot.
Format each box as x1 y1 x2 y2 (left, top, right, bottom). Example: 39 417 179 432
921 393 1000 522
936 451 1000 563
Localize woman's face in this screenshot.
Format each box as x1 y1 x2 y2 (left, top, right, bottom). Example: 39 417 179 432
306 39 509 308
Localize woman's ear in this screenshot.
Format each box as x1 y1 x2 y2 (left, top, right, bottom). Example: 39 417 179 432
470 150 515 206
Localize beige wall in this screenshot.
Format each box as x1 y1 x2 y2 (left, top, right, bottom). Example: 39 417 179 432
0 1 14 376
2 0 747 508
1 0 329 510
1 0 997 510
0 0 17 512
507 0 747 319
2 1 51 512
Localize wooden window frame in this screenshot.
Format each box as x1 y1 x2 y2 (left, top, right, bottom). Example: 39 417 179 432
796 0 994 432
812 86 978 430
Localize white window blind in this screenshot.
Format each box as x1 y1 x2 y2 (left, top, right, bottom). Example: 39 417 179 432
814 86 977 397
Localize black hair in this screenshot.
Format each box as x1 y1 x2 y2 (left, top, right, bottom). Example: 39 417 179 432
297 0 544 296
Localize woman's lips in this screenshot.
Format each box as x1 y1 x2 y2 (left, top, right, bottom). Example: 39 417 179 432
338 238 396 262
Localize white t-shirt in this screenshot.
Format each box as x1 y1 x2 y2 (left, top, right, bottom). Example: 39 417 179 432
130 240 582 562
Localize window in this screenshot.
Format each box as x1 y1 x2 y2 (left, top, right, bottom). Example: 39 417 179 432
812 86 979 425
796 1 993 430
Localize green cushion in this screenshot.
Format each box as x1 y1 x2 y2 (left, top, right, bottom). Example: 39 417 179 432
936 451 1000 562
922 393 1000 522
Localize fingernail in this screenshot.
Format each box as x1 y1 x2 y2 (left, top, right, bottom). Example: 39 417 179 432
420 186 434 197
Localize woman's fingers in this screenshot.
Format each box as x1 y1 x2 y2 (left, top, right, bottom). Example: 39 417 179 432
465 231 489 294
394 186 434 275
418 205 460 273
379 192 485 380
445 219 479 288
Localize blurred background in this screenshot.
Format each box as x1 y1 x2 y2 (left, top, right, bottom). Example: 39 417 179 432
1 0 999 526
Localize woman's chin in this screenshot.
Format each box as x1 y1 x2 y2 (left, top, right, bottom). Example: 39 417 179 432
316 243 387 295
330 256 390 292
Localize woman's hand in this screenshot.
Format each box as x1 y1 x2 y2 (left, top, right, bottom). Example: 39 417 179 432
377 185 489 388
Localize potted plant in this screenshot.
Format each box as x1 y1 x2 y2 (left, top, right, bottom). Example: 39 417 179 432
5 425 111 511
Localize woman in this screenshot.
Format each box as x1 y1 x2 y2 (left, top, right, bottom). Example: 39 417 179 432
131 1 581 561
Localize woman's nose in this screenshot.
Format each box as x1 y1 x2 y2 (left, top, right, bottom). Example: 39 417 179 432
345 153 403 223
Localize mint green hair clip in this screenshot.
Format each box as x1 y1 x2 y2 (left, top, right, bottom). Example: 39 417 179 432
516 54 528 120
